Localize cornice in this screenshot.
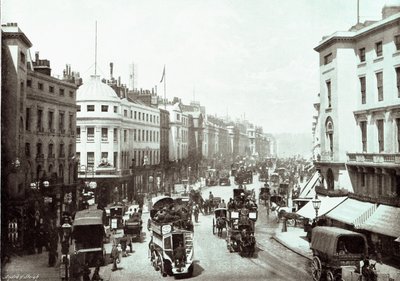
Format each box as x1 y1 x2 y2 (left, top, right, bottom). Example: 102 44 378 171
3 31 32 48
27 93 77 108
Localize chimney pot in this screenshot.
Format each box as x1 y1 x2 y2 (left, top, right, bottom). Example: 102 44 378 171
35 52 39 62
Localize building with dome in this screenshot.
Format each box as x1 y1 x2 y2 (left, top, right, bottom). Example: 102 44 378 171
76 75 160 205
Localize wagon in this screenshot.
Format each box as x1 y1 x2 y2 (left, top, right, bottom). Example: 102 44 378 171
310 227 368 281
212 208 228 236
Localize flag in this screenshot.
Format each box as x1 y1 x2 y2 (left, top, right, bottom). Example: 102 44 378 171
160 65 165 83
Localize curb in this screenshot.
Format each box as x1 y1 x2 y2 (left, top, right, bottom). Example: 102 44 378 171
271 235 312 261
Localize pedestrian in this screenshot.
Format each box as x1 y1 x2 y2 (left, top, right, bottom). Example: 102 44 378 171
120 235 128 257
375 238 383 264
48 227 58 267
218 199 227 208
110 244 119 271
193 205 199 223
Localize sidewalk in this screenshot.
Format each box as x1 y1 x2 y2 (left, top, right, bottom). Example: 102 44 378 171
272 226 400 281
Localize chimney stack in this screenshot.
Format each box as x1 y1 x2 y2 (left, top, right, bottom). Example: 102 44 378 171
35 52 39 62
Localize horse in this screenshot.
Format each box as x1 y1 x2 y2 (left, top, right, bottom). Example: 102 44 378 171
271 202 292 223
240 233 256 257
216 217 226 237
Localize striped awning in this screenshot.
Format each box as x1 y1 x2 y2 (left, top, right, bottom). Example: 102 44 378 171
325 198 376 227
296 196 347 220
358 205 400 238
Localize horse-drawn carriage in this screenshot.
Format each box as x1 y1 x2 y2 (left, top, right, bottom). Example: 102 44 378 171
212 208 227 237
108 203 127 230
226 209 257 257
206 168 218 186
258 187 270 205
219 170 231 186
310 227 368 281
124 212 143 243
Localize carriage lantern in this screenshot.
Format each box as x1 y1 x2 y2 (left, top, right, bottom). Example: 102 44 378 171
312 194 321 219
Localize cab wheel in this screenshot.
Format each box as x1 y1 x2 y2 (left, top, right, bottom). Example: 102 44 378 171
212 219 216 235
311 256 322 281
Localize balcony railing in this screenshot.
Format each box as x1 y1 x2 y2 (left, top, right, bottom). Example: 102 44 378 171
347 152 400 165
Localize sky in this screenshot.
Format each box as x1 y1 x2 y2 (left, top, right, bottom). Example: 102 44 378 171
2 0 392 135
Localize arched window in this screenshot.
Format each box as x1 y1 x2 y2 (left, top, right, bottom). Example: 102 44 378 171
325 117 334 154
327 168 334 190
59 164 64 182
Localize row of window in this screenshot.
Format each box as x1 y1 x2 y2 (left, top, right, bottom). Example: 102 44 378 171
359 67 400 104
26 108 75 133
76 127 161 143
358 36 400 63
359 118 400 153
323 35 400 66
78 104 160 124
77 149 160 169
326 67 400 108
26 79 74 98
25 142 74 159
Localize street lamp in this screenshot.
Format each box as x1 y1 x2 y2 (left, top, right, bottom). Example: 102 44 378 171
312 194 321 219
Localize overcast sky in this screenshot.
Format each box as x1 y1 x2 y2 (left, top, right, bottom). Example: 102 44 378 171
2 0 392 134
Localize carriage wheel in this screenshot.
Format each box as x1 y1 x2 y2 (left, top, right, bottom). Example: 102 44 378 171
157 252 167 277
311 256 322 281
325 270 334 281
212 218 216 235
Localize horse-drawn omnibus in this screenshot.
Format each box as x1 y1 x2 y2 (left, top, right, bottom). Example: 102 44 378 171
148 196 194 277
225 188 258 257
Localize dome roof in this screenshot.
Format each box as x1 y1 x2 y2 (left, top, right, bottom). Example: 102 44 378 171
77 75 119 102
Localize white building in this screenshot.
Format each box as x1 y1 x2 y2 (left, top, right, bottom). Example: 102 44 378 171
76 75 160 202
314 4 400 195
163 102 188 162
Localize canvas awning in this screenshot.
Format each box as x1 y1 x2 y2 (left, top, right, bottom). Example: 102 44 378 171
358 205 400 238
298 172 320 199
325 198 376 227
296 196 347 220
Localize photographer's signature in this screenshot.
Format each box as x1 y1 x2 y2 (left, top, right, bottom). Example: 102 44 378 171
2 273 40 280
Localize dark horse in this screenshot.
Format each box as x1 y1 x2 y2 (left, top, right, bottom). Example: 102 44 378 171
240 233 256 257
216 217 226 237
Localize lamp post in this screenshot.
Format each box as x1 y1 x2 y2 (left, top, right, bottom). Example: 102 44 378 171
312 194 321 221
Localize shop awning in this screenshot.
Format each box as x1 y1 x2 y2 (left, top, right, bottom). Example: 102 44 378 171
298 172 320 199
325 198 376 227
358 205 400 238
296 196 347 220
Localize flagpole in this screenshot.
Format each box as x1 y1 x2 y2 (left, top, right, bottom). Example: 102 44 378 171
164 65 166 110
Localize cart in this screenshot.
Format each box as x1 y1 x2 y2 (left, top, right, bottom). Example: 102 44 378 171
310 227 368 281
